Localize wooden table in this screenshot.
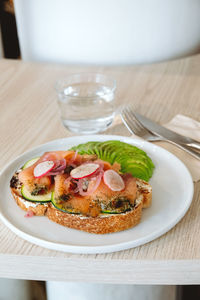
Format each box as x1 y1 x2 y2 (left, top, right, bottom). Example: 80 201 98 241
0 57 200 284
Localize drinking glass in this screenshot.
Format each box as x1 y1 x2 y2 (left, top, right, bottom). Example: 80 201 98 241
55 73 116 134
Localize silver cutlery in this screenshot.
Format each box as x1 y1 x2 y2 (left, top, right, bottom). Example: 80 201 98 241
134 112 200 151
120 108 162 142
121 106 200 160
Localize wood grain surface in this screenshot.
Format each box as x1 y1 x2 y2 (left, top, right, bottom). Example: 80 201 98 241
0 57 200 284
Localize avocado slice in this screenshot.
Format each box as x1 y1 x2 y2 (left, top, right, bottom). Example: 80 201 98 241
71 140 154 181
72 142 99 155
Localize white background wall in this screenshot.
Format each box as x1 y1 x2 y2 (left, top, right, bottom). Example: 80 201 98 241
14 0 200 64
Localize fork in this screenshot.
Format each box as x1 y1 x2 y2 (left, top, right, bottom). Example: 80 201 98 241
120 105 200 160
120 106 163 142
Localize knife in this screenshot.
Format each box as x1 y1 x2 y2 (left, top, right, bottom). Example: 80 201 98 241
134 113 200 150
134 112 200 160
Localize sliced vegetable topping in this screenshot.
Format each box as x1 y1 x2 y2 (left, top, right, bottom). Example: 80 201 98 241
103 170 125 191
21 185 52 202
77 171 103 196
24 210 34 218
71 140 155 181
46 159 66 175
51 192 80 214
69 150 78 164
70 163 99 179
33 160 55 178
22 157 40 169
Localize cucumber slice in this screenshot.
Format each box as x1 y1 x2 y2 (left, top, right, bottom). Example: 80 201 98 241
51 192 80 214
101 210 122 214
101 208 131 214
22 157 40 169
21 185 51 203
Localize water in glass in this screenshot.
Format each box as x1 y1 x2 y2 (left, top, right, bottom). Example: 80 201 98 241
56 75 116 134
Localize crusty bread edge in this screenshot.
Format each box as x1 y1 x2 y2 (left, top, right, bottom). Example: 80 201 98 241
46 200 143 234
46 179 152 234
136 179 152 208
11 189 48 216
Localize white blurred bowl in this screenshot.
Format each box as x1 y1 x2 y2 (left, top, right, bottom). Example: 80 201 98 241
14 0 200 64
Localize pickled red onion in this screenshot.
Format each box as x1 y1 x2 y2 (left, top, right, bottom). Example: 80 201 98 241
24 210 34 218
71 150 78 163
64 176 72 185
77 171 103 196
52 159 66 172
46 159 66 175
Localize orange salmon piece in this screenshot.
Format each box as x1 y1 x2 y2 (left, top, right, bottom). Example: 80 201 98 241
54 172 137 216
18 151 72 193
54 174 95 215
89 175 137 206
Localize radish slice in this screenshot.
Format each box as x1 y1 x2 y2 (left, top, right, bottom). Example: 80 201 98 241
103 170 125 191
70 163 99 179
46 159 66 175
33 160 55 178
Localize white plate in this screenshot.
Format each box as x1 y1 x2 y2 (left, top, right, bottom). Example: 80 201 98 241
0 135 194 254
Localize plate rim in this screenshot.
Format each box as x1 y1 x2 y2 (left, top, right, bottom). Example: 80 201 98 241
0 135 194 254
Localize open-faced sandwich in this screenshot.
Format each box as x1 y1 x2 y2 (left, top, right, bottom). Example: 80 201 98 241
10 141 154 234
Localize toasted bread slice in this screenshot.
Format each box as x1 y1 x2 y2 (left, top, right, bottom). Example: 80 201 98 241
10 171 152 233
46 180 152 234
47 195 143 234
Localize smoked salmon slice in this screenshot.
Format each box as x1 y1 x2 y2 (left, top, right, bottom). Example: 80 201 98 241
18 151 73 194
